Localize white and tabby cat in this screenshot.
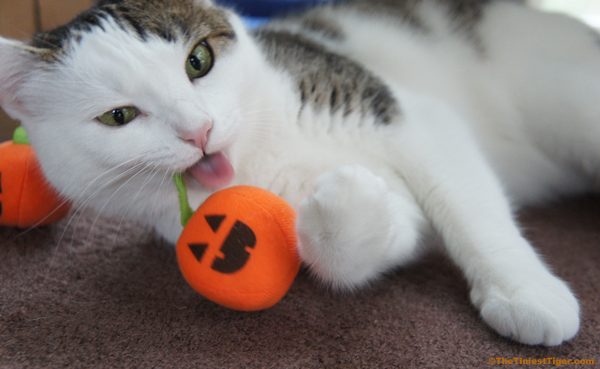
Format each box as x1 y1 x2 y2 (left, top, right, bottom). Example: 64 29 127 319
1 0 597 346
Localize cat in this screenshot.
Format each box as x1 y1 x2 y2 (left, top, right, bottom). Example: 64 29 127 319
0 0 597 346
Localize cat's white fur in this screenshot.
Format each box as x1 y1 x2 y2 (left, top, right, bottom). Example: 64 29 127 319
0 0 597 346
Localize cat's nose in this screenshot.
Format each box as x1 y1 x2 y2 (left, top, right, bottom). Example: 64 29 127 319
182 122 213 151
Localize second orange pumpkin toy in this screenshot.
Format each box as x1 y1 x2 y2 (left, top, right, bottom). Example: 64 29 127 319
0 127 70 228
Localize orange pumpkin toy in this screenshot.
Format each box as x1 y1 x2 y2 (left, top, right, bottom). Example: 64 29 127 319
174 175 300 311
0 127 70 228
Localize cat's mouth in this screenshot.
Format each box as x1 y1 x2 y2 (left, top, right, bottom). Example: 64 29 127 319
187 151 234 190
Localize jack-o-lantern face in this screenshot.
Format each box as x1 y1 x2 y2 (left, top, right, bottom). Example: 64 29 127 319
176 186 300 311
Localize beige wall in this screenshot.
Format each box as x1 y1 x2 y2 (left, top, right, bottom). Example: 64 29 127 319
39 0 95 30
0 1 36 40
0 0 93 141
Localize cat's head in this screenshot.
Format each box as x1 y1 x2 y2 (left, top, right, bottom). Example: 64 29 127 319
0 0 269 217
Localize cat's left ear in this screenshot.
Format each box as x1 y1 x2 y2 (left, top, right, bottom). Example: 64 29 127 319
0 37 46 121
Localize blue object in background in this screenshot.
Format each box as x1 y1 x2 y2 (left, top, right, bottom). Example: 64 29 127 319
217 0 334 17
243 17 269 28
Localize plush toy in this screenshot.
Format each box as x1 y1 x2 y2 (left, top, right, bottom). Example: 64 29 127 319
174 175 300 311
0 126 300 310
0 127 70 228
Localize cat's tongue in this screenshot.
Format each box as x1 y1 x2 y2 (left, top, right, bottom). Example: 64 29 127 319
188 152 234 190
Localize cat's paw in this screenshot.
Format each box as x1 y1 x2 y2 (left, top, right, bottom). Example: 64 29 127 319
471 271 579 346
297 165 419 289
297 165 392 289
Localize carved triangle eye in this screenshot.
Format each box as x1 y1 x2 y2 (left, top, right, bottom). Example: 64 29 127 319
188 243 209 262
205 215 226 233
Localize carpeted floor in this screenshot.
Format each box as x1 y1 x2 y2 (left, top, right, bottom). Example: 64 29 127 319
1 196 599 369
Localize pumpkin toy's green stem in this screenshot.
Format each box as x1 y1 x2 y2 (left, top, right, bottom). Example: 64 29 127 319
174 173 194 227
13 126 30 145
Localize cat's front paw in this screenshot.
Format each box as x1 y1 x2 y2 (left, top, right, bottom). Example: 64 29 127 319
471 271 579 346
297 165 392 289
297 165 421 289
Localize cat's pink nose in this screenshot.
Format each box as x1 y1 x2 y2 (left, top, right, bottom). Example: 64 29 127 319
182 123 213 151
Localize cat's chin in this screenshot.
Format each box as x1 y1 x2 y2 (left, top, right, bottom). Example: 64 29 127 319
187 151 234 190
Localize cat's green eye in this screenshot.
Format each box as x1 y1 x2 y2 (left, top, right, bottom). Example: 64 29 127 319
97 106 139 127
186 41 214 80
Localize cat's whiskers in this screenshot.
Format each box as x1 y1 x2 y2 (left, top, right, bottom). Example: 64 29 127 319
83 147 182 250
84 161 153 248
58 162 147 250
109 165 164 246
81 143 183 248
11 151 151 242
41 159 153 282
52 155 154 253
53 144 176 262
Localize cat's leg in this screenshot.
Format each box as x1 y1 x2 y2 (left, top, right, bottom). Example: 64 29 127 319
297 165 426 289
389 101 579 346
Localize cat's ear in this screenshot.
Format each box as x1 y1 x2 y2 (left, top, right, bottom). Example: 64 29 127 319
0 37 46 121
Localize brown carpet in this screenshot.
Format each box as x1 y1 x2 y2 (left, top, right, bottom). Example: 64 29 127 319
1 196 599 369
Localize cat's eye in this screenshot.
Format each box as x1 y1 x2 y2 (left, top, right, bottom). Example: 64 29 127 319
186 41 214 80
96 107 139 127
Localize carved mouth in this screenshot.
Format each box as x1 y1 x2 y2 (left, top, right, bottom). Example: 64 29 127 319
187 151 234 190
